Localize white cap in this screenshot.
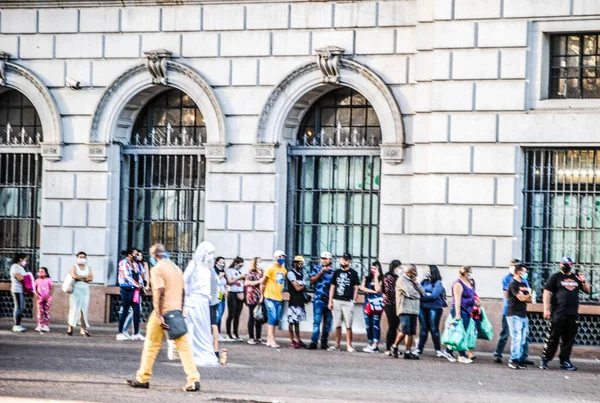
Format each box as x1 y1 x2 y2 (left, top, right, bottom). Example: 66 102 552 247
273 250 286 259
320 251 333 259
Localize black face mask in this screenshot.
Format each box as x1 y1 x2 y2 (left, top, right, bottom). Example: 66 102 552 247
562 265 572 274
340 263 349 268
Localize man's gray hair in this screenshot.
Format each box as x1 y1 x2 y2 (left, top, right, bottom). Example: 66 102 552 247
151 243 166 255
403 264 417 273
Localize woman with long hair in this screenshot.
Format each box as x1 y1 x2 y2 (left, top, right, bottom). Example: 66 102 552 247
417 265 454 361
213 256 227 335
116 249 144 341
360 261 384 353
245 257 264 345
225 256 246 341
67 251 93 337
447 266 476 364
9 253 28 333
383 260 401 356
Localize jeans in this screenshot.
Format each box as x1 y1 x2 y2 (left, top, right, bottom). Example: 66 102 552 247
118 288 140 334
12 292 24 326
364 312 381 344
246 303 263 340
226 292 244 337
542 315 578 363
384 305 399 351
136 312 199 384
507 315 529 362
494 314 530 359
216 298 226 332
418 307 443 351
311 299 333 345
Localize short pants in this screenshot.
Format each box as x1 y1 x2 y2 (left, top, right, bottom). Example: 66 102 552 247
333 299 354 329
264 298 282 326
287 306 307 324
399 314 418 336
209 304 218 326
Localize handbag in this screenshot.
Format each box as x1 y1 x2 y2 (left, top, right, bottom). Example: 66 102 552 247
253 302 267 324
62 272 75 294
163 310 188 340
364 295 384 315
133 289 140 304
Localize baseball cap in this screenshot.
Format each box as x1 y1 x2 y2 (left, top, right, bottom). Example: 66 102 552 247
273 250 286 259
320 251 333 259
342 252 353 260
561 256 573 266
293 255 305 263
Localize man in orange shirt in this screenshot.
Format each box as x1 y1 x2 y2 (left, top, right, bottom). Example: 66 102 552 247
260 250 288 348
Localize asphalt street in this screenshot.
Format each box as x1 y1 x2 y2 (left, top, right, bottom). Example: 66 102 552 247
1 325 600 403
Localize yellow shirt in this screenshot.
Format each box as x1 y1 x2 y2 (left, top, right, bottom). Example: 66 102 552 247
150 259 184 313
263 264 287 302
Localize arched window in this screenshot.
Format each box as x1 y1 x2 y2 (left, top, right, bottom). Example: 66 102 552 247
120 89 206 267
288 87 381 276
0 89 43 281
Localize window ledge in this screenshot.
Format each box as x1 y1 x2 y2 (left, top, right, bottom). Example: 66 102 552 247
530 98 600 111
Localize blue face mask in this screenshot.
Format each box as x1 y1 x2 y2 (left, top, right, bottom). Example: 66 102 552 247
149 256 157 266
277 258 286 265
522 273 529 281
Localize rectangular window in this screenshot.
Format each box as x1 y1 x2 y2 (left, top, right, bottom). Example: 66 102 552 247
550 33 600 99
287 155 380 279
523 149 600 302
0 153 42 281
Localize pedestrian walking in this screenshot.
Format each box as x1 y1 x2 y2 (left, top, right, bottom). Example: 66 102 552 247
417 265 453 361
446 266 476 364
383 260 401 356
34 267 53 332
10 253 28 333
245 257 264 345
126 243 201 392
307 251 335 350
213 257 227 337
540 257 591 371
287 255 308 349
67 252 92 337
260 250 288 349
506 264 532 370
182 241 219 367
225 257 246 342
494 259 533 365
116 249 144 341
391 264 424 360
360 261 384 353
328 252 360 352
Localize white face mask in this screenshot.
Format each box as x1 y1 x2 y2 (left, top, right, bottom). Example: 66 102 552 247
467 273 474 280
77 258 87 265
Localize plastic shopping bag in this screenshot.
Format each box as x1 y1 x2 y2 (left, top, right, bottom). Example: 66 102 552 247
466 318 478 350
441 316 466 351
477 307 494 340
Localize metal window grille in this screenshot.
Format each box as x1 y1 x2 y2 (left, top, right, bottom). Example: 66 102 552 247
528 312 600 346
0 90 43 281
119 89 206 270
287 88 381 280
550 33 600 99
523 149 600 303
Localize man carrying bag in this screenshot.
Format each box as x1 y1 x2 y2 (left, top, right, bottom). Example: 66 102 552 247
126 243 201 392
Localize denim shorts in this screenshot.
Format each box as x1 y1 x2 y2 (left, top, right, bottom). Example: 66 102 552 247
264 298 282 326
399 314 418 336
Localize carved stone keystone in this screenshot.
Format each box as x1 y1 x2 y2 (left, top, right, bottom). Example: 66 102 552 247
144 49 172 85
315 46 345 84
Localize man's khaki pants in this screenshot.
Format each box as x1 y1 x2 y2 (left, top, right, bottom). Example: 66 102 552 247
136 312 200 384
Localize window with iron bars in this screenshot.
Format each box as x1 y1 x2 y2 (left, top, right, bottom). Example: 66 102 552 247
287 88 381 280
0 90 42 282
550 33 600 99
119 89 206 270
523 149 600 303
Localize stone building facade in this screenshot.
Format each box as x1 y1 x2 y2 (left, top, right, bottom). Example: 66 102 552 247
1 0 600 341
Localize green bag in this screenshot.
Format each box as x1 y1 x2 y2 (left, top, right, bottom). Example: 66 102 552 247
465 318 477 349
442 316 467 351
477 307 494 340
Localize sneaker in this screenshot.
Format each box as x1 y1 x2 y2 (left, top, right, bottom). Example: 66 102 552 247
247 339 258 345
289 341 298 349
320 343 329 350
126 379 149 389
297 340 307 348
363 345 377 353
257 339 266 345
416 349 423 355
17 325 27 332
384 350 393 357
560 361 578 371
458 356 473 364
347 346 357 353
182 381 200 392
539 359 548 370
307 342 318 350
391 345 399 358
436 350 446 358
116 333 131 341
404 352 419 360
12 325 22 333
493 356 503 364
234 336 243 342
443 351 457 363
42 325 50 332
35 325 42 332
520 359 535 366
132 333 145 341
508 360 526 370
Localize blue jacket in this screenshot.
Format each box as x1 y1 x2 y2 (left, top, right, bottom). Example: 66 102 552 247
419 279 445 310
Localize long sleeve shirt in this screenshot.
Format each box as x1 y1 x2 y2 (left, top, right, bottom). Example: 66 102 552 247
118 259 141 289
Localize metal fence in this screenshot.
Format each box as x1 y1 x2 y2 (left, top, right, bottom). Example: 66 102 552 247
0 290 33 318
528 312 600 346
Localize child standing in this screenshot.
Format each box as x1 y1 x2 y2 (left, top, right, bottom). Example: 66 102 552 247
34 267 53 332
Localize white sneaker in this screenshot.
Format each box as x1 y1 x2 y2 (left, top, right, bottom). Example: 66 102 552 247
35 325 42 332
218 336 226 342
18 325 27 332
12 325 21 333
132 333 145 341
458 356 473 364
43 325 50 332
116 333 131 341
436 350 445 358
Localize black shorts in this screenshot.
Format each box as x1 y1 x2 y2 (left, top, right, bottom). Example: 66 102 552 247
399 314 418 336
210 304 218 326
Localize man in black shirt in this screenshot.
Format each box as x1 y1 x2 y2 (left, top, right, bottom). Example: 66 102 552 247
506 264 531 370
287 255 307 349
328 253 360 352
540 256 591 371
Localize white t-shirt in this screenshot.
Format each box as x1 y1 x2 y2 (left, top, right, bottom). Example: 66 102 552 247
226 267 244 293
10 263 26 293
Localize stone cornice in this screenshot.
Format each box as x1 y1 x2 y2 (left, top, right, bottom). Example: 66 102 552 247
1 0 322 8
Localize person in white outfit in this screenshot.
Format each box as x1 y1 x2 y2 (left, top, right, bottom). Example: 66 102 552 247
169 241 219 367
